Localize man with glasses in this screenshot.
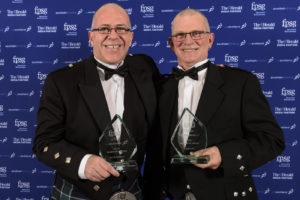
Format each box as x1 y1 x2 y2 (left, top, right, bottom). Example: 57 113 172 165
33 3 160 200
151 8 285 200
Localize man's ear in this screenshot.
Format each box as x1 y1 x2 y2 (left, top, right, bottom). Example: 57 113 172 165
208 33 215 49
88 31 94 47
168 37 174 52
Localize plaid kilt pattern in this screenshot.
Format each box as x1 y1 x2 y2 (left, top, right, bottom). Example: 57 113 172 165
49 175 143 200
50 175 90 200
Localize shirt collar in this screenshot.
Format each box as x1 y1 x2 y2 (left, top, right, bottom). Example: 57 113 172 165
94 56 124 70
177 59 209 71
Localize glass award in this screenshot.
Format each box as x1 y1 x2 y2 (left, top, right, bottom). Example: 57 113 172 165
171 108 209 164
99 115 138 172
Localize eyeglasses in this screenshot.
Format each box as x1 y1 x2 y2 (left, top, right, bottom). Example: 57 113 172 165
91 26 131 35
171 31 210 42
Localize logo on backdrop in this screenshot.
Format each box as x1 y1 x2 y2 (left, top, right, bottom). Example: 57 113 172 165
251 2 266 16
139 41 161 48
253 22 275 30
0 182 11 189
277 39 298 47
34 6 48 19
7 9 27 17
281 87 296 101
224 54 238 67
282 19 297 33
61 42 81 49
0 59 4 66
15 119 28 132
0 167 7 178
37 72 47 84
281 123 296 131
143 24 164 32
55 8 83 15
17 180 31 193
275 107 296 115
215 22 247 30
10 74 30 82
125 8 132 15
251 71 265 84
37 26 57 33
13 56 27 69
140 4 155 18
0 122 8 129
12 0 24 3
13 137 32 144
276 155 291 168
221 5 243 13
64 23 78 36
263 90 273 98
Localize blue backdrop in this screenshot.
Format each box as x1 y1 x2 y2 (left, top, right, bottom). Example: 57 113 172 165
0 0 299 199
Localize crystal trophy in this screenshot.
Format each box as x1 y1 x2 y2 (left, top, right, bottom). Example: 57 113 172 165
99 115 138 172
171 108 209 164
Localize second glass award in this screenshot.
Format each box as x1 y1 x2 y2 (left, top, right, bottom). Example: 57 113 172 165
171 108 209 164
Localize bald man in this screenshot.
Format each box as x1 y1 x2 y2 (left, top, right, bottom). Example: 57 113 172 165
33 3 160 200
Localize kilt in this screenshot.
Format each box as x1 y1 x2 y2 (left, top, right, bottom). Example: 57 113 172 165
49 174 143 200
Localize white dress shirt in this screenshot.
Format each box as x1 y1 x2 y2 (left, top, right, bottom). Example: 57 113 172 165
78 57 125 179
177 59 208 149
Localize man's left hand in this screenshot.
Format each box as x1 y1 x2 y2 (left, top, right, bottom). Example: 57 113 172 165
190 146 222 169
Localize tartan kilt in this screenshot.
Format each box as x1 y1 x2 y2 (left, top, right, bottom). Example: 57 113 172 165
49 174 143 200
50 175 90 200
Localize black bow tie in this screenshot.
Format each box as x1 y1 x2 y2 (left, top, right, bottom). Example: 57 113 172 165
172 63 208 80
97 62 128 80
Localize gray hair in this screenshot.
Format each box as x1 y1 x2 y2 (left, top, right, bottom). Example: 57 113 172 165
171 8 210 33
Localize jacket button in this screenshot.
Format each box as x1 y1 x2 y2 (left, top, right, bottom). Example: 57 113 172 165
65 157 71 164
233 192 238 197
239 165 245 171
186 184 191 190
242 191 246 196
237 154 242 160
43 146 48 152
249 187 253 192
93 185 100 191
54 152 60 159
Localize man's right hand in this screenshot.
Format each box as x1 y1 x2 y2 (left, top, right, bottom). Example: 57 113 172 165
84 155 120 182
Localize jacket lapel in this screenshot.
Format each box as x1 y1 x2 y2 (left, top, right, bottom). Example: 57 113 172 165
125 55 157 126
78 56 111 132
159 78 178 161
195 61 225 126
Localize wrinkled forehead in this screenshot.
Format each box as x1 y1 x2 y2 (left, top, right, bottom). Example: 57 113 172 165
172 14 209 33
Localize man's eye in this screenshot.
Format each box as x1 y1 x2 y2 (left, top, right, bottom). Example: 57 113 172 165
116 27 126 32
192 31 201 37
176 33 185 38
99 27 110 32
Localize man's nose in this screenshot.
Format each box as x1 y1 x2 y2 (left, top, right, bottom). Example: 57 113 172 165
183 33 194 44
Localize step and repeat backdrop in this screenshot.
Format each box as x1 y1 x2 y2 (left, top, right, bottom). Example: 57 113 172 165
0 0 299 199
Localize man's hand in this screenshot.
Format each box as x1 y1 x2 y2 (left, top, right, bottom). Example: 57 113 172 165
84 155 119 182
191 146 222 169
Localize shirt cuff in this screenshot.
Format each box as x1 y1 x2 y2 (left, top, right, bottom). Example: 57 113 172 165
78 154 92 179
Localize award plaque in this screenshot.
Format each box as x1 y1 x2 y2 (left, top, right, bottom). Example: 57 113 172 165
171 108 209 164
99 115 138 172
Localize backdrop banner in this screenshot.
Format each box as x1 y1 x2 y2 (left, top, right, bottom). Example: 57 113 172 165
0 0 299 199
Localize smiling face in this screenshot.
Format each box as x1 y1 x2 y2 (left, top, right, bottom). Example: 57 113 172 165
169 11 214 70
89 4 133 65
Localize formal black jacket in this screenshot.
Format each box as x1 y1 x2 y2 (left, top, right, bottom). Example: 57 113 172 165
147 61 285 200
33 54 160 199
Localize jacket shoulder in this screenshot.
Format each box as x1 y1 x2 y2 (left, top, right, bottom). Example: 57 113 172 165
48 59 86 77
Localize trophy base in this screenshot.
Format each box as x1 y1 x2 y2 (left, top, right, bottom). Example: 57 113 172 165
111 160 138 172
171 155 209 164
